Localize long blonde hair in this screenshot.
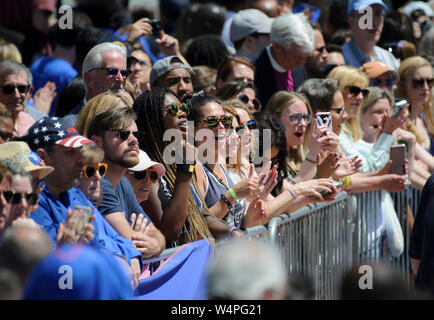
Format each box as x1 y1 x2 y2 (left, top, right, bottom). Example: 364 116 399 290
395 56 434 138
75 92 132 137
266 90 311 175
327 65 369 142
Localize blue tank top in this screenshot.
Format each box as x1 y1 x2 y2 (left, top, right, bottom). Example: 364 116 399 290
200 161 245 228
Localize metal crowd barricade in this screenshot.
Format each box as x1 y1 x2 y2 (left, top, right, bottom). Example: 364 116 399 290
268 192 353 300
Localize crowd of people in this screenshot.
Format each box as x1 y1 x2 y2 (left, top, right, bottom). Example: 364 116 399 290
0 0 433 300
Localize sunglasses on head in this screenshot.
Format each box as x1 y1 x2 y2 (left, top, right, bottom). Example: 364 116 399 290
237 93 261 111
82 163 107 180
288 113 312 125
198 115 233 130
128 170 159 181
0 84 30 95
167 102 189 116
370 78 395 87
1 190 39 205
236 120 257 133
346 85 370 98
89 67 131 79
412 78 434 89
110 128 145 142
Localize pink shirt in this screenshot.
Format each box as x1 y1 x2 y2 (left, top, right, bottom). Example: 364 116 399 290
14 111 35 137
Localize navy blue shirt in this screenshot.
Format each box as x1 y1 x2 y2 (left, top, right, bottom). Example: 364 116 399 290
30 187 143 268
99 176 150 224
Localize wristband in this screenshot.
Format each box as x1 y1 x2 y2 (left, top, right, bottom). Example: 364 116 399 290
305 157 316 164
228 226 238 238
228 188 239 201
221 194 232 209
340 176 351 189
176 163 195 176
287 188 297 199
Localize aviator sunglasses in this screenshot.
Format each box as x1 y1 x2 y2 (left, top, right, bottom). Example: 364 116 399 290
0 84 30 95
236 120 257 133
128 170 159 182
198 115 233 130
1 190 38 205
167 102 189 116
82 163 108 180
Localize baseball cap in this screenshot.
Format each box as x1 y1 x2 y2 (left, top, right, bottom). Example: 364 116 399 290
150 56 194 86
24 116 94 151
361 61 398 80
129 150 165 177
347 0 388 15
403 1 433 18
0 141 54 179
230 9 273 43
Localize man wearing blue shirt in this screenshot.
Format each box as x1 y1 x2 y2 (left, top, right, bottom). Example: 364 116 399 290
25 116 144 284
342 0 399 70
87 107 166 258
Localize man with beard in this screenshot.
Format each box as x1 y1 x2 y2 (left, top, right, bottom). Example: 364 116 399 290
343 0 399 70
87 107 166 259
304 26 329 79
25 116 145 286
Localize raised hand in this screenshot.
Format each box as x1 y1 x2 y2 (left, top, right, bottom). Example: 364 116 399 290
242 196 270 228
33 81 57 115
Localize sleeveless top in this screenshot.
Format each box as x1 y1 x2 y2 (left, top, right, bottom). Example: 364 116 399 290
199 161 246 228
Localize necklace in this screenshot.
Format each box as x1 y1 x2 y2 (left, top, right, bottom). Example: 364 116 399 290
203 163 229 190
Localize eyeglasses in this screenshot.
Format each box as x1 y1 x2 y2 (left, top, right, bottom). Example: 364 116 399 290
237 93 261 111
236 120 257 133
167 102 189 116
0 131 13 142
1 190 39 205
88 67 131 79
288 113 312 125
110 129 145 142
128 170 159 182
346 85 370 98
412 78 434 89
330 105 346 115
82 163 107 180
0 84 30 95
198 115 233 130
370 78 395 87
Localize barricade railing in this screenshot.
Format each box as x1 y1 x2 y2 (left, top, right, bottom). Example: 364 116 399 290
268 192 353 300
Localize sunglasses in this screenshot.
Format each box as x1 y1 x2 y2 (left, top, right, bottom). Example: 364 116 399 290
412 78 434 89
346 85 370 98
89 67 131 79
82 163 107 180
167 102 189 116
198 115 233 130
128 170 159 182
0 131 13 142
110 129 145 142
370 78 395 87
236 120 257 133
0 84 30 95
1 190 39 205
238 93 261 111
288 113 312 125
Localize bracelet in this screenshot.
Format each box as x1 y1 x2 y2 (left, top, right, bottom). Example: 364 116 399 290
221 193 232 209
228 226 238 238
305 157 316 164
176 163 195 176
341 176 351 189
228 188 239 201
287 188 297 199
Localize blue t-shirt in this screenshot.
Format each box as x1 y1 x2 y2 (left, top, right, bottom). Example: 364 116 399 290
99 176 150 224
30 56 78 115
30 186 142 268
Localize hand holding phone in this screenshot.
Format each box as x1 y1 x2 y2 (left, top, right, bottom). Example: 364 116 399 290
392 99 408 118
390 144 406 175
73 205 93 234
316 112 332 132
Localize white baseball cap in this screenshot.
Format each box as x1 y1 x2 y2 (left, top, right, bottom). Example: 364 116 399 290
129 150 165 177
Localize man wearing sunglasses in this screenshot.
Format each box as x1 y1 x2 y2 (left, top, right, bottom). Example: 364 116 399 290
0 60 35 137
24 116 145 285
87 107 166 260
361 61 398 93
304 27 329 79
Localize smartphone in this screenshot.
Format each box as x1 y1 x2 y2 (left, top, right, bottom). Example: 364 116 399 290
316 112 332 131
392 99 408 117
390 144 406 175
147 19 162 37
73 205 93 233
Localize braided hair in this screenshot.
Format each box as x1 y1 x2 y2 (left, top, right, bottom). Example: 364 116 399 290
133 88 213 244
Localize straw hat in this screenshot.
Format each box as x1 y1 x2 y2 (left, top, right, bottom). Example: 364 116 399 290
0 141 54 179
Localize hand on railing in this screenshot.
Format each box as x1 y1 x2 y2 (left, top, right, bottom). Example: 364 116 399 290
290 178 336 200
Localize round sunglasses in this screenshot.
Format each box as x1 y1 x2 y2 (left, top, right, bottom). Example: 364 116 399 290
167 102 189 116
238 93 261 111
1 190 39 206
128 170 159 182
198 115 233 130
82 163 107 180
